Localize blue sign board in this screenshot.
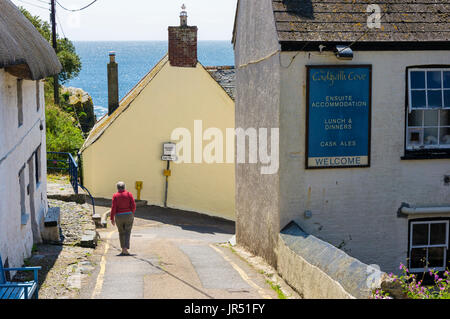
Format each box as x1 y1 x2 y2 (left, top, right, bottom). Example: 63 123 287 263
306 65 371 168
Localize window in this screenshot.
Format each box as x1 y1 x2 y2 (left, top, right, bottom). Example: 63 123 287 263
409 220 449 273
18 165 28 225
17 79 23 127
406 68 450 151
36 80 40 112
34 145 41 185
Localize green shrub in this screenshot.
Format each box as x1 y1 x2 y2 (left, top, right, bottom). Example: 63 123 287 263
46 104 84 155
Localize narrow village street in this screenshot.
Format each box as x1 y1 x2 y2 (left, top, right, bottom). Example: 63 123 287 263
79 204 297 299
4 0 449 304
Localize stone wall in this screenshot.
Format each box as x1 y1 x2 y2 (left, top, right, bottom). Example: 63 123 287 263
276 221 391 299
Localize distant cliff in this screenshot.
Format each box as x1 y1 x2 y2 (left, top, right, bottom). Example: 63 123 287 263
60 86 96 135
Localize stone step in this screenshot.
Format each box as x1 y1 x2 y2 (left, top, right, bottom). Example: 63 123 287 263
42 207 61 243
80 230 99 248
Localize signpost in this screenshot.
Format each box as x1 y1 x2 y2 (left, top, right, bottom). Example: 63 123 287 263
162 155 178 161
162 142 176 207
306 65 372 169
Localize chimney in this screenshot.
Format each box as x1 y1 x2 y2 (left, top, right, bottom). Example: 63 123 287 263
107 51 119 116
168 4 198 68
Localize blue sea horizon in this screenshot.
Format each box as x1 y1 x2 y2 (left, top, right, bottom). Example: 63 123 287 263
66 41 235 119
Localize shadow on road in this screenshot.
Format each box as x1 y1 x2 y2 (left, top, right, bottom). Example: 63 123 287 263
94 199 235 235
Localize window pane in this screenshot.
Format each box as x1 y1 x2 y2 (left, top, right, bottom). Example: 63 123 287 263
412 223 429 246
19 167 26 215
424 110 439 126
411 90 426 108
428 247 445 268
408 110 423 127
444 90 450 108
430 223 447 245
444 71 450 89
441 110 450 126
411 71 425 89
407 128 423 147
427 90 443 108
427 71 442 89
36 81 40 112
440 127 450 146
410 248 427 269
17 79 23 127
424 128 439 145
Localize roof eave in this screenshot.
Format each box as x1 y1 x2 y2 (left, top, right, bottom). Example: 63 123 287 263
279 40 450 52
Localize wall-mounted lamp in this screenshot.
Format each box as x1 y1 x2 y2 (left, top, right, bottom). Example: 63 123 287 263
334 45 353 60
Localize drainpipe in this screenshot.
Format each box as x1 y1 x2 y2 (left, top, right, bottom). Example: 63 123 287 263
398 203 450 218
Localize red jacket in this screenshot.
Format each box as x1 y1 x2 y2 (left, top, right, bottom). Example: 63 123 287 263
110 190 136 221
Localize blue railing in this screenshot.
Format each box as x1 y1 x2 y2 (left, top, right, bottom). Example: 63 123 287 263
47 152 96 216
47 152 78 194
79 184 96 216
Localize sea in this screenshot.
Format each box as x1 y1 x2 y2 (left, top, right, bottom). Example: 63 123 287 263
66 41 235 119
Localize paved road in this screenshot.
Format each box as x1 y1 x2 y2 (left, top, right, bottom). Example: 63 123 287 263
80 205 278 299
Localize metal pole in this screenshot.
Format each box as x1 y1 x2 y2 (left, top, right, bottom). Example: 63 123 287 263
50 0 59 105
164 160 170 208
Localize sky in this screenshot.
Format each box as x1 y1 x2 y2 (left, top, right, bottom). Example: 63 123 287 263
11 0 238 41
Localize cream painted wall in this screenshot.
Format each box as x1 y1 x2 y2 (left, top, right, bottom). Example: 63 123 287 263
82 62 235 220
279 51 450 274
0 69 48 268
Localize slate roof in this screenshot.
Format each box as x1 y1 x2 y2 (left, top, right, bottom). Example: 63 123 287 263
273 0 450 43
205 66 235 101
0 0 61 80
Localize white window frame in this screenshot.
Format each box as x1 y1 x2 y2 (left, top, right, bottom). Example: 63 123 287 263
409 220 449 273
406 68 450 150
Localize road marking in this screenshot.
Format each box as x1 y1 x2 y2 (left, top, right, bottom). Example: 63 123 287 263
91 231 115 299
209 244 272 299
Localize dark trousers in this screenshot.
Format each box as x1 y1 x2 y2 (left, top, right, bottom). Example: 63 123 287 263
115 213 134 249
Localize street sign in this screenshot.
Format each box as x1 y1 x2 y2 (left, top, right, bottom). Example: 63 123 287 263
163 142 176 156
162 155 178 161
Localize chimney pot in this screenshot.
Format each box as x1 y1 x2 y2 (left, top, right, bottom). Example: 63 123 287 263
168 5 197 68
109 51 116 63
180 4 188 26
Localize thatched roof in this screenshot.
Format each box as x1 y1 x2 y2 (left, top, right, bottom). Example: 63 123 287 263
0 0 61 80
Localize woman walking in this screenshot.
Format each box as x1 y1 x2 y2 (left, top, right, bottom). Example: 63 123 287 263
110 181 136 256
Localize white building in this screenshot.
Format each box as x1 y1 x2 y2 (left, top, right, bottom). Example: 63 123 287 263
0 0 61 269
233 0 450 276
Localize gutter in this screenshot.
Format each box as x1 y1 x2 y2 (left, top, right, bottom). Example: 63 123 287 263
398 203 450 218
